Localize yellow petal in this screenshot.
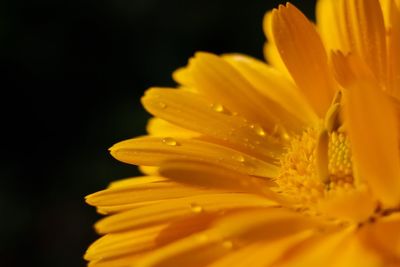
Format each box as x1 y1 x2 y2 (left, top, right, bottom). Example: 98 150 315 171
343 0 387 86
327 232 382 267
317 188 376 223
158 160 284 203
277 227 356 267
344 75 400 207
95 193 276 234
142 88 282 160
85 224 165 261
386 0 400 96
172 66 194 87
88 176 220 214
361 214 400 261
208 230 314 267
316 0 350 52
262 11 291 78
146 117 199 138
189 52 286 131
86 178 223 208
223 54 318 126
88 254 143 267
87 213 219 264
110 136 279 178
138 165 159 175
135 208 322 267
271 3 335 117
107 176 165 189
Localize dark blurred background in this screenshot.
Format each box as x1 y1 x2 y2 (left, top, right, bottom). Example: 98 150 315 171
2 0 316 266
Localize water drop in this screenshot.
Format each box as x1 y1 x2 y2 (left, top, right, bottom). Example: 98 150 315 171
158 102 167 109
250 124 266 137
232 154 245 163
190 203 203 213
162 137 178 146
211 103 224 113
211 103 232 115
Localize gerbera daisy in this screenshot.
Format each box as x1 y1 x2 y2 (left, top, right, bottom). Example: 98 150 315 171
85 0 400 266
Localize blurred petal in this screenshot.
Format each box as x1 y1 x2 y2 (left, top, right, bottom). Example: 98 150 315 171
316 0 350 52
135 208 322 267
159 160 284 203
277 227 356 266
263 11 291 78
343 0 387 85
271 3 335 117
208 230 314 267
343 67 400 207
361 214 400 262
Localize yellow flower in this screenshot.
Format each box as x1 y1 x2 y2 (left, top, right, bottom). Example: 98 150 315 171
86 1 400 266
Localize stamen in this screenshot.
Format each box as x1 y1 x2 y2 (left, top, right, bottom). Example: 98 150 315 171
275 128 355 213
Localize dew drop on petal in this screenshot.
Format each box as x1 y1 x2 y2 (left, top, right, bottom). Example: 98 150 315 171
211 103 232 115
232 154 245 163
250 123 266 137
158 102 167 109
211 103 225 113
190 202 203 213
162 137 179 146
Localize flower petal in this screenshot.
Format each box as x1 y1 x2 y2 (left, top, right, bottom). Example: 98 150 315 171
134 208 323 267
142 88 282 160
95 194 276 234
361 214 400 262
277 227 356 266
86 213 219 264
271 3 335 117
208 230 314 267
189 52 287 131
263 11 291 78
88 254 143 267
317 188 376 223
158 160 285 204
386 0 400 96
172 67 194 87
223 54 318 126
343 75 400 207
316 0 350 52
86 177 225 213
146 117 200 138
332 237 382 267
343 0 387 86
110 136 279 178
85 224 165 261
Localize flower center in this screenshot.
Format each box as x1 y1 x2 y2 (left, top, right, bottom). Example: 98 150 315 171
274 128 355 211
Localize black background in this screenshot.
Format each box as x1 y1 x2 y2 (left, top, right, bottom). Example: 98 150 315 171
2 1 316 266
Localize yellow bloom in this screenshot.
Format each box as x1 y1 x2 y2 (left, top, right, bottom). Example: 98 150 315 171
86 1 400 266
